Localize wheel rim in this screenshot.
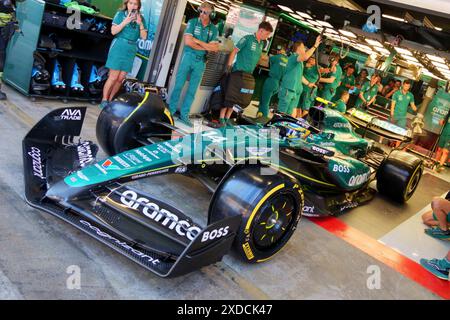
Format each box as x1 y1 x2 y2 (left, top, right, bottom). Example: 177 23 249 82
252 193 297 251
406 167 422 198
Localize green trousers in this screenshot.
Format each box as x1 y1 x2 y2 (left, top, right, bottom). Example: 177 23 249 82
258 77 280 117
169 52 206 117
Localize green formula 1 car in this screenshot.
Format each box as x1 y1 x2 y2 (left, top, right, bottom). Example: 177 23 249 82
23 89 423 277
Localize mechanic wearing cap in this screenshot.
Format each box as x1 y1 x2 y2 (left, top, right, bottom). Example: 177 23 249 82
219 21 274 126
390 79 417 128
169 2 219 127
318 52 342 102
295 56 319 118
277 36 321 115
102 0 147 109
257 45 288 118
354 73 382 110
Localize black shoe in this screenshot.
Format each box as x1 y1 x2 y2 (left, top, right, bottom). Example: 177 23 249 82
0 90 7 100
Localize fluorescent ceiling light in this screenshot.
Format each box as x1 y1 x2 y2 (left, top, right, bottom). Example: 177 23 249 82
325 28 338 34
289 13 304 20
375 47 390 55
339 29 357 38
382 14 405 22
365 39 383 47
433 61 449 69
306 19 322 26
394 47 412 56
215 8 228 14
435 27 443 31
427 54 446 63
296 11 313 19
316 20 334 28
278 5 294 13
188 0 202 5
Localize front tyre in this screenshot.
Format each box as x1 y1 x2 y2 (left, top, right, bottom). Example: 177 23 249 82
376 150 423 202
210 166 303 263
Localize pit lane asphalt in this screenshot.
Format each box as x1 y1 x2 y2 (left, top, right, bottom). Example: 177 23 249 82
0 85 441 300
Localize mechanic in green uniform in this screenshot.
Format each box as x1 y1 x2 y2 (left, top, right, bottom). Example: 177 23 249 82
318 52 342 102
435 117 450 172
390 80 417 129
102 0 148 109
169 2 219 126
277 36 322 115
219 22 273 125
257 46 288 117
332 90 349 113
333 64 355 102
293 56 319 118
354 74 382 109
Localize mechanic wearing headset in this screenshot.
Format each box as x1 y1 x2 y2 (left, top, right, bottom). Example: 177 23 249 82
169 2 219 127
257 45 288 118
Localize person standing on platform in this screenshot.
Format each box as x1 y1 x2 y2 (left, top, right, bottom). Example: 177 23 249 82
219 21 273 126
102 0 148 109
317 52 342 102
354 74 381 110
257 45 288 118
169 2 219 126
292 56 319 118
277 36 321 115
333 64 355 102
390 80 417 129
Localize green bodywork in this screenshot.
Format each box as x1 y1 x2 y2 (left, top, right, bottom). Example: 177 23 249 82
65 108 372 192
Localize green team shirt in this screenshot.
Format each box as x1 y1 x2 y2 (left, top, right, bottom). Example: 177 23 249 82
323 64 343 91
337 74 355 92
355 82 379 107
112 10 147 42
268 54 288 80
280 53 304 92
184 17 219 57
303 65 319 84
334 99 347 113
233 34 264 74
392 90 415 119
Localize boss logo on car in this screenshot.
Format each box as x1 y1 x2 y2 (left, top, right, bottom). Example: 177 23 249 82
28 147 44 180
57 109 82 121
332 164 350 173
201 226 230 243
119 190 201 241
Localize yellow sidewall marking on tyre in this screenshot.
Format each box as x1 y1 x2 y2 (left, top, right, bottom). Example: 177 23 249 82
124 91 150 123
245 184 285 232
164 108 174 125
405 164 422 200
242 242 255 260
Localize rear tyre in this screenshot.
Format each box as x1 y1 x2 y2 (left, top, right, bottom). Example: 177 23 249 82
376 150 423 202
96 92 174 156
210 166 303 263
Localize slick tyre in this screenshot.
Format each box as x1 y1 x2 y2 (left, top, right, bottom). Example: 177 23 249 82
376 150 423 203
96 92 174 155
211 166 303 263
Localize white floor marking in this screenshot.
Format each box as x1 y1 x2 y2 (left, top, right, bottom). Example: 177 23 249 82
379 192 450 263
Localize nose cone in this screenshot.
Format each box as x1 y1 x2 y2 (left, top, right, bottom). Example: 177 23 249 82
46 179 90 202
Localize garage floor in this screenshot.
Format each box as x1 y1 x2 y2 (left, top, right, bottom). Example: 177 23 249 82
0 85 449 300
